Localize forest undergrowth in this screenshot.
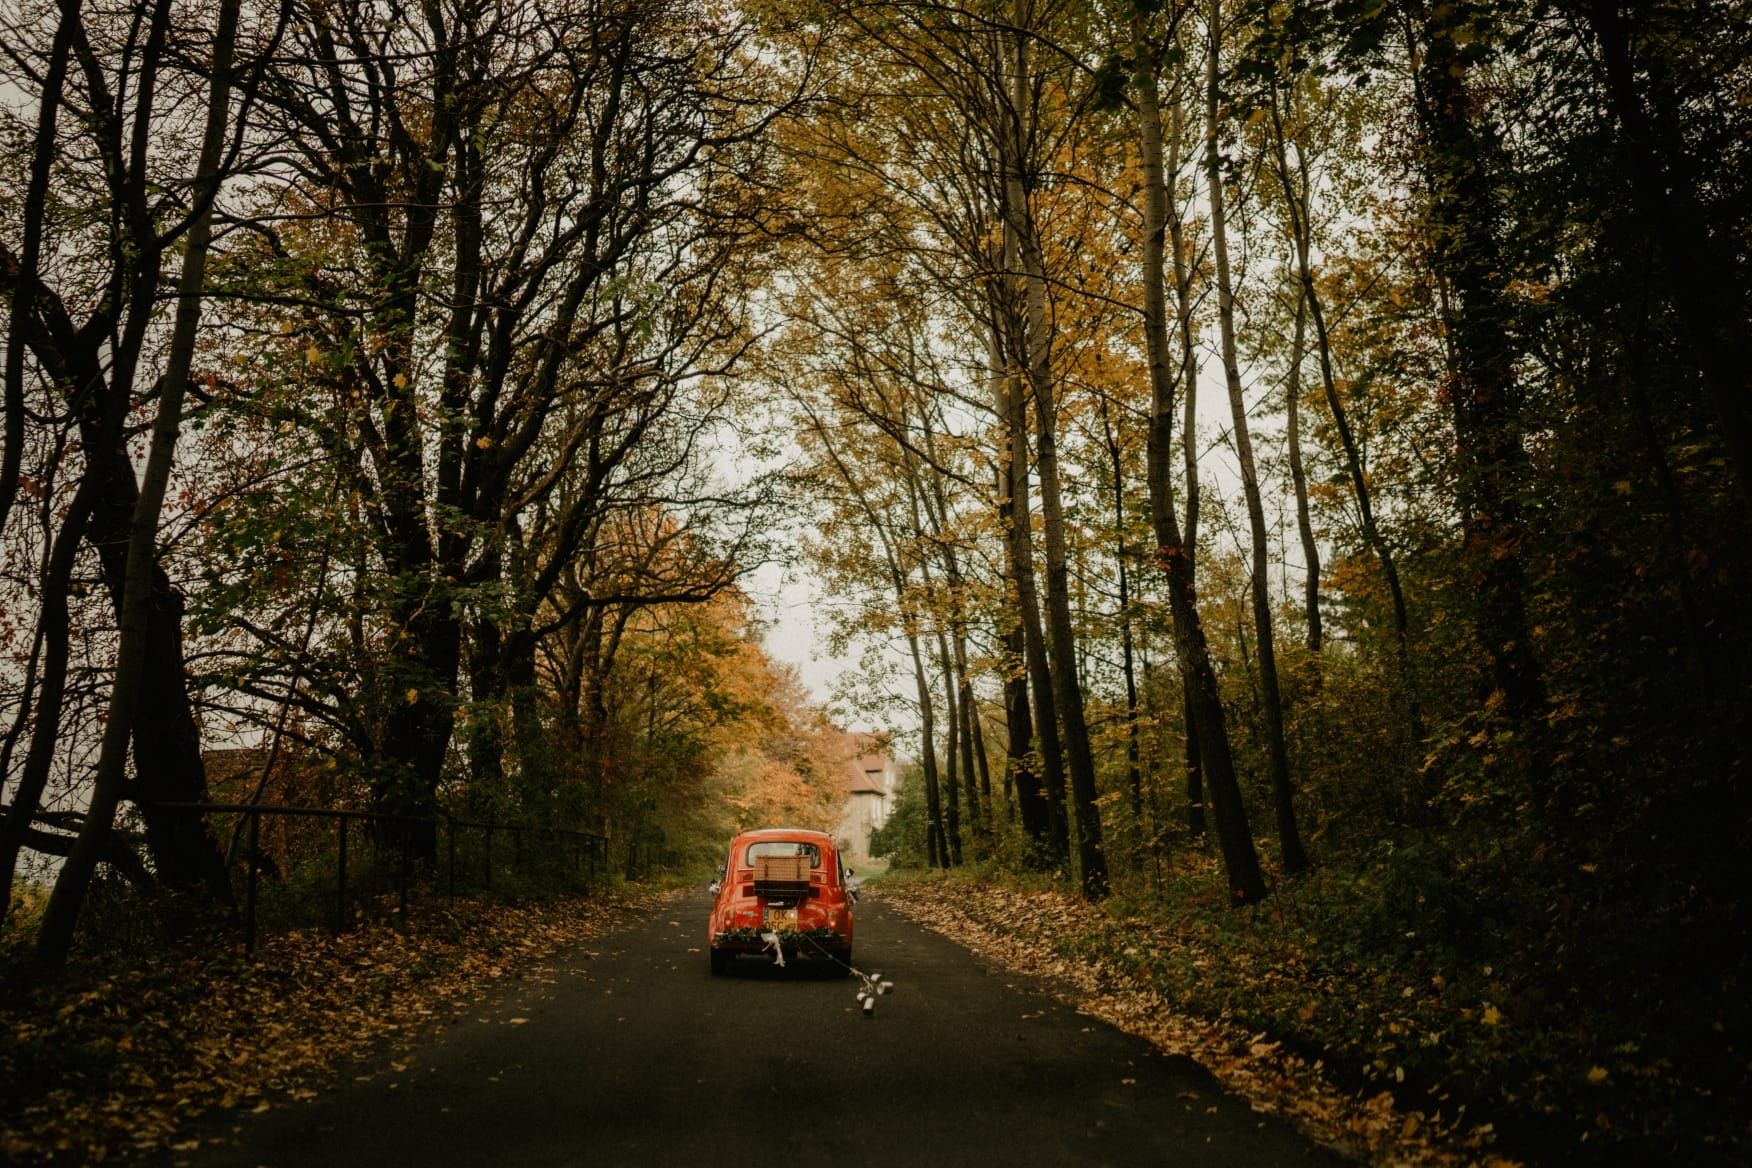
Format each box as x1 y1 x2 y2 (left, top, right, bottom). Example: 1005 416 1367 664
876 861 1747 1168
0 886 681 1165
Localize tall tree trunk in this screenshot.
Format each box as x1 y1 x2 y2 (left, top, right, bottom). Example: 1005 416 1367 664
1008 15 1107 898
961 664 991 821
921 442 989 841
989 330 1049 849
810 410 948 867
506 631 549 811
1182 690 1205 836
913 440 985 846
1268 90 1420 735
898 575 946 868
1585 1 1752 519
918 619 946 868
467 615 508 811
36 0 245 965
378 602 459 859
991 7 1068 869
1269 90 1321 656
0 8 74 539
914 495 962 866
1001 351 1070 861
0 453 102 924
936 628 964 866
1205 0 1308 875
1100 401 1146 847
1165 60 1207 840
947 597 989 838
947 609 985 845
1013 381 1070 867
1411 3 1550 791
578 606 613 832
1133 5 1266 905
1283 283 1322 655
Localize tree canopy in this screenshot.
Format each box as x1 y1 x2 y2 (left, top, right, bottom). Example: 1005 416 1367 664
2 0 1749 1156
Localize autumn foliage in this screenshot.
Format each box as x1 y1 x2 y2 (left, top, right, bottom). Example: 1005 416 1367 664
1 0 1749 1162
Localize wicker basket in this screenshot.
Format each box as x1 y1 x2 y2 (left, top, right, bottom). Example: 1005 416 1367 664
754 854 810 883
753 853 812 901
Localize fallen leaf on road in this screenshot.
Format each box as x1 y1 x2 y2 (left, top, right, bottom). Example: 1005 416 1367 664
0 888 680 1165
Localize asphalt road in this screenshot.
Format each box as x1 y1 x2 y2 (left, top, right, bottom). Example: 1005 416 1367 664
174 889 1344 1168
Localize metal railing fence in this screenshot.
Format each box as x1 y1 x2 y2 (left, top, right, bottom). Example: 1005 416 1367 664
11 802 616 954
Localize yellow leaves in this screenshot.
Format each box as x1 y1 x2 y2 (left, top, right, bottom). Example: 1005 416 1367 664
475 435 493 449
393 372 409 389
1587 1066 1609 1084
0 890 670 1162
882 877 1530 1168
306 344 322 366
405 688 420 705
1480 1004 1503 1026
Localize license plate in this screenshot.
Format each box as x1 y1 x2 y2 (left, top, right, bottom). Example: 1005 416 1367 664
765 907 798 929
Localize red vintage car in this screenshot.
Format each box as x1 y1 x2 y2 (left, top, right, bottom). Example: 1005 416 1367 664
707 828 855 975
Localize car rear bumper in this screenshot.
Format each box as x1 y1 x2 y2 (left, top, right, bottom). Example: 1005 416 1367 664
711 929 850 959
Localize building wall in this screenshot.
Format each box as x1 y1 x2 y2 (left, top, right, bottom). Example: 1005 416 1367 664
835 740 898 867
836 790 888 867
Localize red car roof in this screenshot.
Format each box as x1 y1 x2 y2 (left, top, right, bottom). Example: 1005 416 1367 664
731 828 835 842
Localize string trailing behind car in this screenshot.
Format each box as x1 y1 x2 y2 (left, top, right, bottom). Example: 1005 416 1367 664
707 828 855 976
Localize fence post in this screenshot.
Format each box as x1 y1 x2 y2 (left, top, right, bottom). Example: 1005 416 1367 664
245 807 260 954
336 817 348 935
484 826 493 889
447 820 456 900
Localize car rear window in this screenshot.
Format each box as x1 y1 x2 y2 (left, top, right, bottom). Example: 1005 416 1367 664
744 841 821 868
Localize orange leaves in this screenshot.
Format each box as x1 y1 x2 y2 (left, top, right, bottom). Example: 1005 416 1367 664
0 889 676 1164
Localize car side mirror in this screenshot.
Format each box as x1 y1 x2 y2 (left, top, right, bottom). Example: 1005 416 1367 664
708 881 720 894
844 867 854 877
